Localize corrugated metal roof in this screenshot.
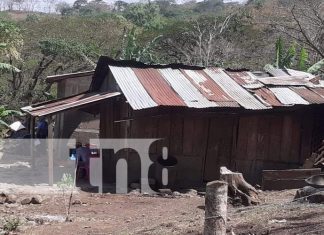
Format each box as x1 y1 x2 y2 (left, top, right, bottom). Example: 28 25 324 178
269 88 309 105
182 70 239 107
26 57 324 115
158 68 218 108
310 88 324 98
291 87 324 104
253 88 283 107
132 68 186 107
21 91 121 117
204 68 268 110
258 76 314 87
46 70 94 83
286 69 315 80
109 66 158 110
264 66 288 77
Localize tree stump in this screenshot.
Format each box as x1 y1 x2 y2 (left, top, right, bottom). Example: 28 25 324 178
204 180 228 235
220 166 260 206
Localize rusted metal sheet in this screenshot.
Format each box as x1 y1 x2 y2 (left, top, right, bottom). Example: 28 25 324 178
311 87 324 98
132 68 185 107
269 88 309 105
253 88 283 107
291 87 324 104
258 76 313 87
264 66 288 77
46 70 94 83
21 91 121 117
158 68 218 108
109 66 158 110
226 71 264 89
286 69 315 80
181 69 239 107
204 68 268 110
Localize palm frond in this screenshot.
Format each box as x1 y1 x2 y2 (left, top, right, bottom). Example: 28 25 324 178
307 59 324 75
0 62 20 73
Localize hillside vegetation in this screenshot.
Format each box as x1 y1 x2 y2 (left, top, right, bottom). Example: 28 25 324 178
0 0 323 108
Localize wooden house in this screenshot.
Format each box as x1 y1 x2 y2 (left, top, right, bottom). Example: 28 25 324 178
22 57 324 188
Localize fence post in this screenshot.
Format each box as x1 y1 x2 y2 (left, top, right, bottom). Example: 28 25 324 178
204 180 228 235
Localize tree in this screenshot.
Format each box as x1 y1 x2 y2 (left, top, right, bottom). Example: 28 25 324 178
119 27 161 63
157 13 237 66
56 1 72 15
123 3 164 29
73 0 87 9
114 0 128 12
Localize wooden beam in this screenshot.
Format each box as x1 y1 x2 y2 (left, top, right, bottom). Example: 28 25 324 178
48 116 54 186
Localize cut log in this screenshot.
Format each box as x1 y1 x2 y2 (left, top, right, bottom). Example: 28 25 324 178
204 180 228 235
295 186 324 203
220 166 259 206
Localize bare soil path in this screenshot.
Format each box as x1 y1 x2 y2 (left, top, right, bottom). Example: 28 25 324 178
0 189 323 234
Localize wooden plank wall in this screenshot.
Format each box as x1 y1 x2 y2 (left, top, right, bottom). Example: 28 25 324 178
100 101 315 186
233 112 310 183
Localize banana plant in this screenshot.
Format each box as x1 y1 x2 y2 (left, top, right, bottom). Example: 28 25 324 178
307 59 324 75
0 105 22 127
0 43 20 73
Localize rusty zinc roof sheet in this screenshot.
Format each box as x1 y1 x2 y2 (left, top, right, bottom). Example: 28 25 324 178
109 66 158 110
258 76 314 87
21 91 121 117
132 68 186 107
204 68 268 110
225 71 264 89
269 88 309 105
310 88 324 99
158 68 218 108
290 87 324 104
253 88 283 107
181 69 239 107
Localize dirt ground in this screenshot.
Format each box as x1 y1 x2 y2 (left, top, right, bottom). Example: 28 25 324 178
0 188 323 235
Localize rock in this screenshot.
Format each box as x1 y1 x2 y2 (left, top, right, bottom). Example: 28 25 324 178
5 195 17 204
21 198 32 205
129 189 140 195
172 191 181 197
72 199 82 205
158 189 172 195
0 193 7 204
187 189 198 196
31 196 42 204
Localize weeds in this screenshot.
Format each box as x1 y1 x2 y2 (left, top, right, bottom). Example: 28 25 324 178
2 217 20 232
57 173 76 222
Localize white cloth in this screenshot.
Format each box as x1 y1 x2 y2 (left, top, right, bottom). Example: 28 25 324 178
9 121 25 131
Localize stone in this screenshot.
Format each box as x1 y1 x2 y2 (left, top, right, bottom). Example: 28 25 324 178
5 195 17 204
21 198 32 205
0 193 7 204
31 196 42 204
72 199 82 205
187 189 198 196
172 191 181 197
158 189 172 195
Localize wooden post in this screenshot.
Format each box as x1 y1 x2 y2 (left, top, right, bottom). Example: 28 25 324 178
204 180 228 235
48 116 54 186
29 116 35 169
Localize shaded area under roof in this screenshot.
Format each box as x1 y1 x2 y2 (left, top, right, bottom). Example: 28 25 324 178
21 91 121 117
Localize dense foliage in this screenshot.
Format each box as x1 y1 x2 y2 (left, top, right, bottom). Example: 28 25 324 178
0 0 323 109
